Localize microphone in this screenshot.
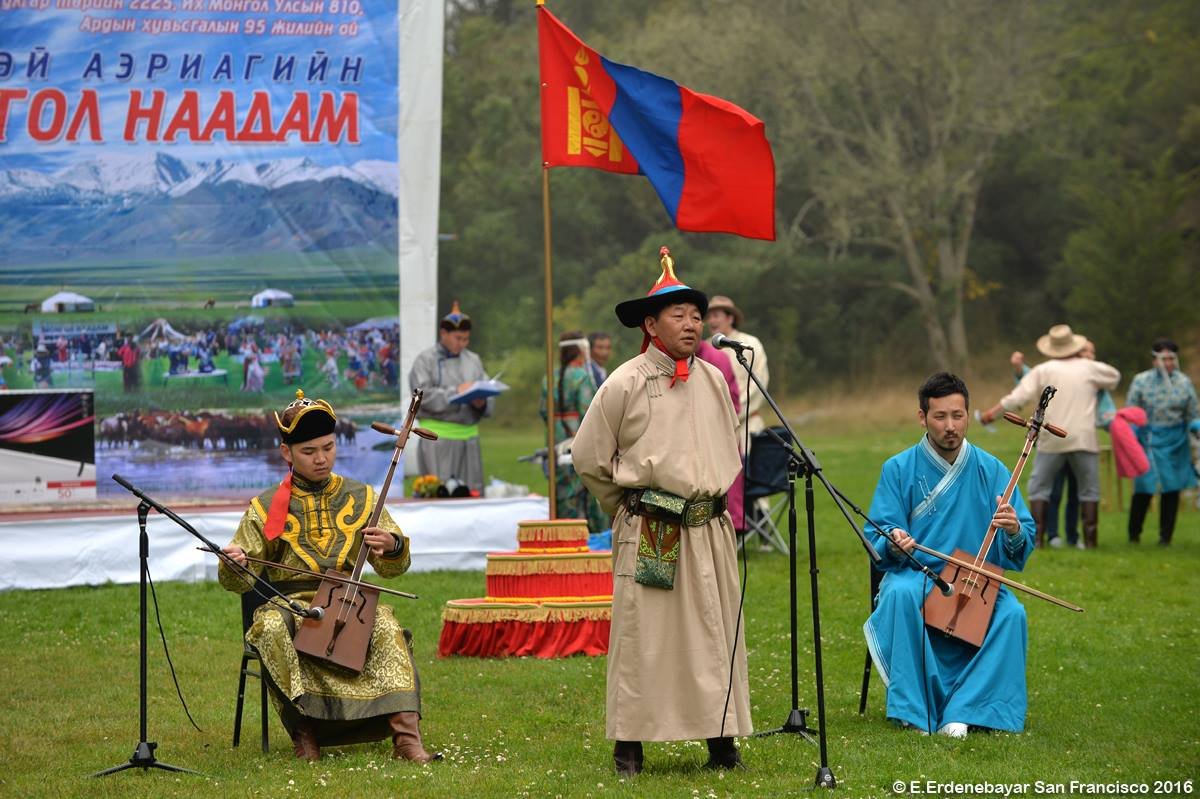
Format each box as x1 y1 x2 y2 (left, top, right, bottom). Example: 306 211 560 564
884 529 954 596
927 570 955 597
712 333 753 353
291 602 324 620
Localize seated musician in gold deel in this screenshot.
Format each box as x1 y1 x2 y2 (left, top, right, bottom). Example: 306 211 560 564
863 373 1036 738
220 390 440 763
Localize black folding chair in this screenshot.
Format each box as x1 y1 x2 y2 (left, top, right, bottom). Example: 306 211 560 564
233 586 273 752
740 426 792 554
858 565 885 714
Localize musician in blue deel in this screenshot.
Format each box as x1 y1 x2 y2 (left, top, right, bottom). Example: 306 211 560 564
863 372 1036 738
219 390 440 764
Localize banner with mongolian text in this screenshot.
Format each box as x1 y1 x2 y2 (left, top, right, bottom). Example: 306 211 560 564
0 1 413 502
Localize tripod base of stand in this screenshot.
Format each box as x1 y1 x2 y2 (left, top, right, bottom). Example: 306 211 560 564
93 741 200 777
752 708 817 744
815 765 837 789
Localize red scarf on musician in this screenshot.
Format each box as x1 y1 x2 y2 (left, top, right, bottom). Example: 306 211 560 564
263 471 292 540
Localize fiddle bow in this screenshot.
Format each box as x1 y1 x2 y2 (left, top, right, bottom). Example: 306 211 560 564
291 390 437 673
918 386 1082 648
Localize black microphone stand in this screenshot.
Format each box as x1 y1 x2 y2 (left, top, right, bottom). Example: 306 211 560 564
96 475 308 778
92 499 198 778
731 349 881 791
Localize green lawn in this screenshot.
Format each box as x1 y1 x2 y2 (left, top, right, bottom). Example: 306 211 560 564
0 423 1197 798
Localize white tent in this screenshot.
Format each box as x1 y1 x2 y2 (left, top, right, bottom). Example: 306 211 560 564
250 288 294 308
348 316 399 332
138 318 187 344
40 291 95 313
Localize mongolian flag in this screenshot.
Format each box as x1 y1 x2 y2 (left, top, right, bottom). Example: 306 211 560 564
538 6 776 241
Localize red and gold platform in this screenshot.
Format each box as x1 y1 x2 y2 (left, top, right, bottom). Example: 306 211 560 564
438 518 612 658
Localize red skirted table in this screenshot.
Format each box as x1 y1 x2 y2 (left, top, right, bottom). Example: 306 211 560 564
438 519 613 658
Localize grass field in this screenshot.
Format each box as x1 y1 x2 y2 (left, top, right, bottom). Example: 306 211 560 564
0 419 1197 798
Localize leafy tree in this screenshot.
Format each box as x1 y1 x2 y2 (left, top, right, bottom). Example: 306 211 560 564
1060 161 1197 374
773 0 1052 371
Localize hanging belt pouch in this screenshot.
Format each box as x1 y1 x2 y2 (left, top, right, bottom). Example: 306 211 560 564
628 489 686 590
635 516 682 590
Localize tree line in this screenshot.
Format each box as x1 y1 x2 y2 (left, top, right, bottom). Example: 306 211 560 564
437 0 1198 407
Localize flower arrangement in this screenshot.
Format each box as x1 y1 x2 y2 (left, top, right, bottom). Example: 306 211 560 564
412 474 442 498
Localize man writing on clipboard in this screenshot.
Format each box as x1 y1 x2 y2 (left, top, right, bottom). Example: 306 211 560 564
408 301 501 493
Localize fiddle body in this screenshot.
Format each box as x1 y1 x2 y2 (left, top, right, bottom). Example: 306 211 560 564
291 390 436 674
922 548 1003 648
293 569 381 674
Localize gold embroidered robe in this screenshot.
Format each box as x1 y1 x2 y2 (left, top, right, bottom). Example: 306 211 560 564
571 345 752 741
219 472 421 745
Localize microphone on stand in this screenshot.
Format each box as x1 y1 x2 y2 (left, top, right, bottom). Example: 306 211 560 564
882 529 955 596
928 571 955 597
293 604 324 620
712 333 753 354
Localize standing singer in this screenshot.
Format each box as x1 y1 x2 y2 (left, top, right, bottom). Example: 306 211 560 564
572 248 750 776
219 390 439 763
864 373 1035 737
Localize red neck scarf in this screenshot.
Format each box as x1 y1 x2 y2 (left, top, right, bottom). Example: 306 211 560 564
263 471 292 540
650 336 690 387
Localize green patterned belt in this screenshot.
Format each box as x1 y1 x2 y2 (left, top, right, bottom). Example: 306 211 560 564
625 488 728 527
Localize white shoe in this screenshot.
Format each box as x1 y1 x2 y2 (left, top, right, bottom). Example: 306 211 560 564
1075 540 1086 550
1048 537 1065 549
937 722 968 738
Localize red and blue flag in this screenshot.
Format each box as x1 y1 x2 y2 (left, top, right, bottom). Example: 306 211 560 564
538 6 776 241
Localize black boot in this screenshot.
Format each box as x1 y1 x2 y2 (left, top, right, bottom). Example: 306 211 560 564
613 740 643 777
1128 493 1151 543
704 737 745 770
1159 491 1180 546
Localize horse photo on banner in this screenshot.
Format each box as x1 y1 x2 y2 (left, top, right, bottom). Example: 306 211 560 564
0 3 436 499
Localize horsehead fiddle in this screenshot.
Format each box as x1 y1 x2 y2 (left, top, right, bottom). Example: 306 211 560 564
913 386 1083 649
290 390 438 673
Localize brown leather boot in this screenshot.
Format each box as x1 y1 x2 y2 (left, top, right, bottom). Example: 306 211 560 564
1081 501 1099 549
291 720 320 762
613 740 643 777
389 711 442 763
1030 500 1049 548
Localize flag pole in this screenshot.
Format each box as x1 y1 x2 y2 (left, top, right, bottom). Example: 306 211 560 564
541 165 558 518
537 0 557 518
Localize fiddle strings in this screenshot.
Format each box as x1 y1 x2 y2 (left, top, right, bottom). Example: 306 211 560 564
962 389 1056 599
328 391 422 630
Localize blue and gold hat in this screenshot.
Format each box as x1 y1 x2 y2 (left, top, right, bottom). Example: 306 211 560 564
614 247 708 328
439 300 472 332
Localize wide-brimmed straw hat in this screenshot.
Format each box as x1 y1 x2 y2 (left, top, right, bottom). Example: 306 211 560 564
1036 324 1087 359
706 295 744 328
614 247 708 328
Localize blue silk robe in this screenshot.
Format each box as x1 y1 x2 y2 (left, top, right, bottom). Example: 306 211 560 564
863 436 1036 733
